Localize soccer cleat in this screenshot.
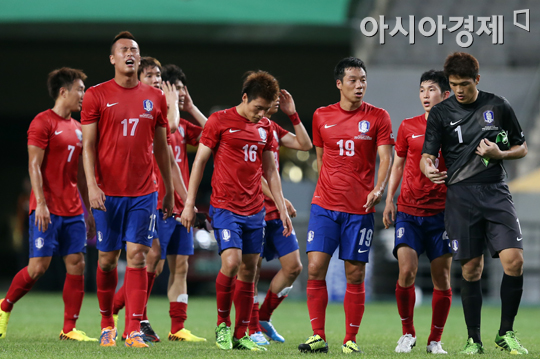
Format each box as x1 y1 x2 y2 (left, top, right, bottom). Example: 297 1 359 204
395 334 416 353
342 340 362 354
215 322 233 350
426 341 447 354
168 328 207 342
260 320 285 342
233 335 268 351
140 320 160 342
460 338 485 354
250 331 270 345
125 331 149 348
59 329 98 342
0 299 11 340
99 326 117 347
495 331 528 355
298 335 329 353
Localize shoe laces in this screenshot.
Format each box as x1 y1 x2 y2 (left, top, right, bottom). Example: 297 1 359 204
505 331 523 348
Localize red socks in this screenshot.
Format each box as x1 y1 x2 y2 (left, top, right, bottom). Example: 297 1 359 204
170 302 188 333
1 267 37 312
215 272 235 327
142 271 156 321
124 267 147 334
96 265 118 329
112 284 125 315
233 280 254 339
62 273 84 333
306 279 328 340
428 288 452 343
344 282 365 344
259 289 286 322
396 282 416 337
248 297 261 335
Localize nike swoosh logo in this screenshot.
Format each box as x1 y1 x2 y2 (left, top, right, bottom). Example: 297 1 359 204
132 314 143 317
106 102 118 107
54 131 63 135
358 249 369 253
229 129 241 133
99 309 109 313
450 119 463 126
517 237 523 241
400 317 409 321
310 317 318 322
148 235 153 239
218 309 228 313
242 320 250 324
411 134 423 138
349 323 360 327
324 124 337 128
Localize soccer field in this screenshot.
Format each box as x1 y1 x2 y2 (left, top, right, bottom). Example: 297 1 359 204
0 293 538 358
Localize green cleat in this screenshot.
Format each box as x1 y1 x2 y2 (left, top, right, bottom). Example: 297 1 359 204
233 335 268 351
298 335 329 353
460 338 485 354
495 331 528 355
0 299 11 339
342 340 362 354
215 323 233 350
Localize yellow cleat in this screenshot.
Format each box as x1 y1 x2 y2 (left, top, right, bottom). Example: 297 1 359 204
125 331 149 348
99 326 117 347
60 328 99 342
113 314 118 331
168 328 207 342
0 299 11 340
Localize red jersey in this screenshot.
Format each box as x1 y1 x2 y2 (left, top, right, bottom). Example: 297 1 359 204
200 107 276 216
264 120 290 221
312 102 394 214
395 114 446 216
81 80 168 197
28 109 83 216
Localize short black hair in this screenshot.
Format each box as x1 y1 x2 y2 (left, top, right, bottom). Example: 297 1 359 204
161 64 187 86
420 70 450 94
111 31 136 54
241 71 280 103
444 52 479 80
47 67 87 100
334 57 367 82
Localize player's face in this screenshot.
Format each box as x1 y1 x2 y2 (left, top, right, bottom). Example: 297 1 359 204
337 67 367 104
242 94 273 123
173 80 187 110
448 75 479 104
419 80 445 113
64 79 85 112
140 66 161 88
109 39 140 76
266 98 279 117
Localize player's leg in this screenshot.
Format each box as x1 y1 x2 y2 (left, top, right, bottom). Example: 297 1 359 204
248 257 268 344
394 245 418 353
460 255 484 353
139 237 161 342
426 253 452 354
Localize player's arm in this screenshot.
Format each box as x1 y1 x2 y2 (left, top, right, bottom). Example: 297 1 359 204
261 176 297 218
162 81 180 134
475 140 528 160
383 153 405 229
420 154 447 184
155 126 174 219
277 90 312 151
183 86 207 138
81 122 106 211
168 145 188 203
364 144 393 212
262 150 293 236
421 108 447 184
77 155 96 239
180 144 212 231
315 146 323 174
28 145 51 232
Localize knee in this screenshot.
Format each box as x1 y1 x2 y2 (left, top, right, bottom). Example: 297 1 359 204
28 262 49 280
146 251 161 272
98 255 117 272
432 272 451 291
462 264 483 282
399 267 417 287
69 258 86 276
307 261 325 280
505 257 524 276
221 256 241 277
239 261 257 281
285 261 303 280
175 260 189 278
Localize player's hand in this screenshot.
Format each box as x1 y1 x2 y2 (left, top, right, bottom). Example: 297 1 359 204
162 192 174 220
89 185 106 211
364 189 383 212
85 211 96 239
424 158 447 184
162 81 179 109
180 205 196 232
35 202 52 232
284 198 297 218
280 211 293 237
279 89 296 116
475 138 502 160
183 86 195 113
383 200 396 229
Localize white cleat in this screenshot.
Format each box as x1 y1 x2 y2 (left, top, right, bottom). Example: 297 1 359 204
395 334 416 353
426 341 447 354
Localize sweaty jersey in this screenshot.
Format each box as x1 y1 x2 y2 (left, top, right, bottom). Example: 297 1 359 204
81 79 168 197
264 120 290 221
28 109 83 216
200 106 276 216
395 114 446 216
423 91 525 185
312 101 394 214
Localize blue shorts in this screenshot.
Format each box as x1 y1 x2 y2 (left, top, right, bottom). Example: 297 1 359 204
393 211 451 261
150 208 159 240
261 219 299 261
93 192 157 252
156 211 194 259
306 204 374 262
209 205 265 255
29 213 86 258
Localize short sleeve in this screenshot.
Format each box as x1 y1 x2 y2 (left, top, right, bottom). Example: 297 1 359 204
184 120 203 146
375 110 395 146
27 115 50 149
422 107 443 156
274 122 290 142
312 109 323 148
155 92 168 128
394 121 408 158
263 122 277 152
502 98 525 146
199 113 221 150
166 122 172 145
80 87 101 125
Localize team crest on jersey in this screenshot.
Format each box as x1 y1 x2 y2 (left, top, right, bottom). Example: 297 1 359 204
451 240 459 252
258 128 267 141
397 227 405 239
35 237 44 249
75 129 83 143
179 126 185 138
98 231 103 242
143 99 153 112
308 230 314 242
358 120 370 133
222 229 231 242
483 110 494 124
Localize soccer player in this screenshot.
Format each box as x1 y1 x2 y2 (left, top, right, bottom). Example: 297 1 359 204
180 71 292 352
0 68 97 342
382 70 452 354
248 90 311 345
421 52 528 355
81 31 174 348
298 57 394 354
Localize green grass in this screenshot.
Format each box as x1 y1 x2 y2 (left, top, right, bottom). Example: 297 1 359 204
0 293 538 358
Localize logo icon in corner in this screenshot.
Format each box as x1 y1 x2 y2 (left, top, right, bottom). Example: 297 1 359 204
54 131 63 135
143 99 153 112
258 128 267 141
358 120 370 133
98 231 103 242
397 227 405 239
222 229 231 241
451 240 459 252
483 110 494 124
307 230 314 242
35 237 44 249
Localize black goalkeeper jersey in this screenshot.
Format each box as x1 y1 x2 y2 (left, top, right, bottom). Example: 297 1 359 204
422 90 525 185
